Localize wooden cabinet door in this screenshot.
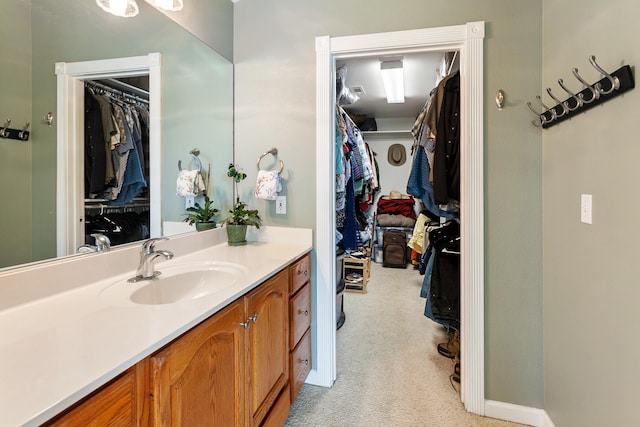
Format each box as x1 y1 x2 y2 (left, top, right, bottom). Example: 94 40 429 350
42 363 147 427
245 269 289 426
150 300 245 427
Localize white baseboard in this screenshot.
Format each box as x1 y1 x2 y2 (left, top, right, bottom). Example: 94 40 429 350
485 400 555 427
541 410 556 427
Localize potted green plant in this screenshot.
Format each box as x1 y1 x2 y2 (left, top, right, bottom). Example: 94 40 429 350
183 195 219 231
224 164 262 245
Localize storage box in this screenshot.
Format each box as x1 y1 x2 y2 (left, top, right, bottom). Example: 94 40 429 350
373 244 383 263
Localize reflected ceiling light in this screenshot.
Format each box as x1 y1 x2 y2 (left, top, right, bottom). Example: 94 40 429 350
145 0 184 11
380 60 405 104
96 0 139 18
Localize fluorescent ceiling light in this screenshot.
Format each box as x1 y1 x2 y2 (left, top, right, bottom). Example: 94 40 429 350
380 60 405 103
96 0 139 17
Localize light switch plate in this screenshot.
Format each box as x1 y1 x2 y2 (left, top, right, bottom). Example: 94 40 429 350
581 194 592 224
276 196 286 214
185 196 195 209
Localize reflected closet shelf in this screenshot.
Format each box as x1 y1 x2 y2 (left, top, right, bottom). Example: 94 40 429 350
361 130 413 138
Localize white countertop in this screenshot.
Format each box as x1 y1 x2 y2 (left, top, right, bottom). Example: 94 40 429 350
0 227 312 426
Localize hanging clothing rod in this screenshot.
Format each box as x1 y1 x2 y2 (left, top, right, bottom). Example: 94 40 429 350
85 80 149 105
101 78 149 98
446 51 458 76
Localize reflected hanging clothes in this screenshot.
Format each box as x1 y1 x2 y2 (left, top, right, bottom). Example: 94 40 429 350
110 104 146 205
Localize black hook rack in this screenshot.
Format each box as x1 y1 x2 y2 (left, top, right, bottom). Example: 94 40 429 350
527 56 635 129
0 120 30 141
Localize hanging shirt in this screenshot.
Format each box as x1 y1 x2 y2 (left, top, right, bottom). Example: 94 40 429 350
110 114 146 205
407 144 458 220
433 72 460 204
84 88 107 198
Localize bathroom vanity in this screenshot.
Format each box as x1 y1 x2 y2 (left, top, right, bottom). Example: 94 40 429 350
0 227 312 426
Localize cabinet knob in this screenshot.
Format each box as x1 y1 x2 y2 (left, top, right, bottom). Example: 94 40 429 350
249 314 259 323
300 358 309 366
239 321 250 329
298 309 309 317
303 270 308 276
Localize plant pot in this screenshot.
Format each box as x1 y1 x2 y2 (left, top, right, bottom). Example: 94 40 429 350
195 222 216 232
226 224 248 246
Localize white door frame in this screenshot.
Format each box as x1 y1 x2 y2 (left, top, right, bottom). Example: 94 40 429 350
313 22 486 414
55 53 162 256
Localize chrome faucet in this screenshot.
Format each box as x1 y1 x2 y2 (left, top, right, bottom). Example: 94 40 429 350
77 233 111 254
92 233 111 252
129 237 174 282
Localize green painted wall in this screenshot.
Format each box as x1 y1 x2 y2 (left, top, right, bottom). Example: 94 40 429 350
234 0 544 408
0 1 32 267
156 0 234 62
542 0 640 425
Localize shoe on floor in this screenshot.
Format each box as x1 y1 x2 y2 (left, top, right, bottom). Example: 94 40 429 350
437 331 460 359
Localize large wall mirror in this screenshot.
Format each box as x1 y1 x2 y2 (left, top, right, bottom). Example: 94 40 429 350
1 0 234 269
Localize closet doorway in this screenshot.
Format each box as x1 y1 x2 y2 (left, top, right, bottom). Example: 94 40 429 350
314 22 486 415
55 53 161 256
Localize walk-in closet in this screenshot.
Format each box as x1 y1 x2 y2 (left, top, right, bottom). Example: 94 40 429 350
82 77 151 250
334 50 463 388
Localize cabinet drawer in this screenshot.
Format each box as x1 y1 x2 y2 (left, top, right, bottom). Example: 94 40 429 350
289 282 311 349
289 253 310 294
290 328 311 404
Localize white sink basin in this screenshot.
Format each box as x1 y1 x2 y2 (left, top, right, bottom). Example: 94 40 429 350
100 261 248 305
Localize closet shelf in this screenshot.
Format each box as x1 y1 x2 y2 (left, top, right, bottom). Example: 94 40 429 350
361 130 413 138
85 197 149 204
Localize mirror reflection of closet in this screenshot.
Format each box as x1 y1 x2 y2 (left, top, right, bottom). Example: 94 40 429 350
83 77 151 250
55 53 161 258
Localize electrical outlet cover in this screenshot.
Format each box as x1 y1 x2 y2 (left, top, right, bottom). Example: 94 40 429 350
276 196 286 214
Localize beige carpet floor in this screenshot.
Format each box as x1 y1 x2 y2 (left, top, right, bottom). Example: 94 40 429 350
285 261 526 427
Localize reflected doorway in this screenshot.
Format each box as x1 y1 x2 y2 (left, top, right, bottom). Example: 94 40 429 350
55 53 161 257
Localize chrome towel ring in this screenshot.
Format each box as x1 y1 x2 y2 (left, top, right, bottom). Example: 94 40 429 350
257 147 284 174
178 148 202 172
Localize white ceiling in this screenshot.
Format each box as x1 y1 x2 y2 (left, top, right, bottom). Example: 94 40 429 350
337 52 445 120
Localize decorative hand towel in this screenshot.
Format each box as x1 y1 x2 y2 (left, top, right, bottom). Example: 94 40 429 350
176 170 199 197
255 169 282 200
195 171 206 194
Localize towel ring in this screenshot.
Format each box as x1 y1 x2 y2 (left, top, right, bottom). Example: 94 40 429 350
257 147 284 174
178 148 203 172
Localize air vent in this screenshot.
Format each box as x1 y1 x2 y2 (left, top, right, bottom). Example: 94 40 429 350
350 86 365 95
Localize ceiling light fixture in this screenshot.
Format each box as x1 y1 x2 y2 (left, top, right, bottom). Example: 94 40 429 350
145 0 184 12
97 0 184 18
380 60 405 104
96 0 139 18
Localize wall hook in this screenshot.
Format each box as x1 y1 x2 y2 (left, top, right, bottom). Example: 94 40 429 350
557 78 582 111
18 123 30 140
0 119 11 138
536 96 557 120
588 55 620 95
526 102 544 127
42 112 54 126
546 87 569 116
572 68 599 104
495 89 505 110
